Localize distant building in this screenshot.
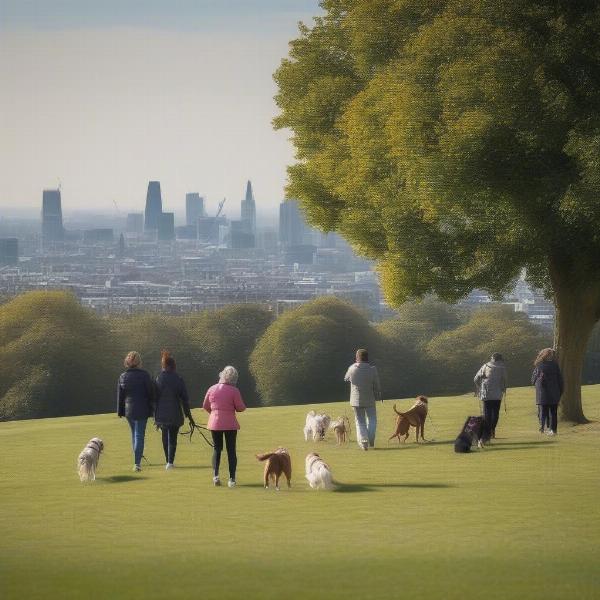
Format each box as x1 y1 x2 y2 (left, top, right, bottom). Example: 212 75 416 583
186 193 205 227
144 181 163 232
126 213 144 234
198 216 227 245
0 238 18 265
42 189 64 243
230 220 255 249
158 212 175 241
279 199 308 246
83 228 114 244
175 225 198 240
240 180 256 242
283 244 316 265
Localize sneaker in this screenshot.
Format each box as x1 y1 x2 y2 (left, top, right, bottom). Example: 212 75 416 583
165 463 174 470
546 430 556 436
213 476 221 486
360 440 368 451
539 427 545 434
228 479 236 488
133 465 141 472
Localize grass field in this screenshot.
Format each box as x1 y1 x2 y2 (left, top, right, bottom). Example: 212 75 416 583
1 386 599 600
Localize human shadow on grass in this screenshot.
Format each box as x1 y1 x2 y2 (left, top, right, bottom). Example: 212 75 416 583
491 440 556 446
170 465 210 470
100 475 148 483
333 482 453 493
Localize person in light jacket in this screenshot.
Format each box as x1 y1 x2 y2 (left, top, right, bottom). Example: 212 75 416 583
344 348 382 450
154 350 193 470
203 365 246 487
474 352 507 438
531 348 564 436
117 351 155 472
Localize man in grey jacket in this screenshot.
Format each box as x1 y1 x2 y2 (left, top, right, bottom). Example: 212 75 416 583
474 352 507 438
344 348 382 450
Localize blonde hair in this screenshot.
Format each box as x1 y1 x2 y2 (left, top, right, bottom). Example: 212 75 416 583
124 351 142 369
219 365 238 385
534 348 555 366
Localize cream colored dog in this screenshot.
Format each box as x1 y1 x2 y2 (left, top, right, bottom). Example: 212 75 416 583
305 452 333 490
77 437 104 482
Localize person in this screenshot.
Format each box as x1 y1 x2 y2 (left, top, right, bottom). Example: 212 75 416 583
474 352 507 438
203 365 246 487
117 351 155 471
154 350 193 470
344 348 382 450
531 348 564 436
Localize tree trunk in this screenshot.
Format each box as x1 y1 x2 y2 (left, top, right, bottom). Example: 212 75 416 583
553 283 600 423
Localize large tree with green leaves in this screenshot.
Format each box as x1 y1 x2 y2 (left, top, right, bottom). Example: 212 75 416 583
274 0 600 421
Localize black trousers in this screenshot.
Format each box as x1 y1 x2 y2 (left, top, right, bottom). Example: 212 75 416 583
539 405 558 432
483 400 501 434
211 430 238 479
161 425 180 464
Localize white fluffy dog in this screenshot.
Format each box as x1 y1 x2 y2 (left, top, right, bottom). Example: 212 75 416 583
78 437 104 482
303 411 331 441
305 452 333 490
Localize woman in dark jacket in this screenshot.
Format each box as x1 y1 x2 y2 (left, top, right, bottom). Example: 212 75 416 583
531 348 564 436
117 351 155 471
154 351 193 469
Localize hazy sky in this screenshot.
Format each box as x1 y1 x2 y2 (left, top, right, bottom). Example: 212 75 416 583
0 0 321 222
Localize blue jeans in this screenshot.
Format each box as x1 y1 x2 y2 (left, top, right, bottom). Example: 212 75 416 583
126 417 148 466
353 405 377 447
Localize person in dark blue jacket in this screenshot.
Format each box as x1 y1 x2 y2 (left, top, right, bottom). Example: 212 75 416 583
117 351 155 471
531 348 564 436
154 350 193 469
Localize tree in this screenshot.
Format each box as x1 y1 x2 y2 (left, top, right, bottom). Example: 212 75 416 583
0 291 115 420
250 297 379 405
274 0 600 421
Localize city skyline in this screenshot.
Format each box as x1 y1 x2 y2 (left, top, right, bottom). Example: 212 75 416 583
0 1 321 215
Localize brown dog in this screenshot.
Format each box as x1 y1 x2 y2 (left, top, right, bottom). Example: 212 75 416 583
256 447 292 490
389 396 429 443
330 416 351 445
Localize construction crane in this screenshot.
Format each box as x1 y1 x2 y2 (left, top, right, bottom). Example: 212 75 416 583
112 199 122 214
215 197 226 218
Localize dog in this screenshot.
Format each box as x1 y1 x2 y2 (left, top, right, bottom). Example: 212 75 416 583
303 411 331 441
389 396 429 443
77 437 104 481
454 416 492 453
305 452 333 490
256 447 292 490
329 416 351 444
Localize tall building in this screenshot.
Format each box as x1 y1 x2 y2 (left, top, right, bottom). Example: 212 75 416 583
126 213 144 234
42 189 64 243
240 180 256 238
186 193 205 227
0 238 18 265
144 181 163 231
279 199 307 246
158 212 175 241
83 228 114 244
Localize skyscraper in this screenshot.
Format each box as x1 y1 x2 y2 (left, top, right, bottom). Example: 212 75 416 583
240 180 256 237
126 213 144 234
0 238 18 265
279 199 307 246
186 193 205 227
158 212 175 241
144 181 163 231
42 189 64 243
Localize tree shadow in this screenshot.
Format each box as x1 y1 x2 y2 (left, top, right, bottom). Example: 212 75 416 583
101 475 147 483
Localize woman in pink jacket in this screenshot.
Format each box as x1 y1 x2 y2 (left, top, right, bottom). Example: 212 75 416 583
203 365 246 488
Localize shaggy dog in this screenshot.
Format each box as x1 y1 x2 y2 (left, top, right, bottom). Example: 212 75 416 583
256 447 292 490
305 452 333 490
454 416 492 453
77 437 104 482
303 411 331 441
389 396 429 443
329 416 351 444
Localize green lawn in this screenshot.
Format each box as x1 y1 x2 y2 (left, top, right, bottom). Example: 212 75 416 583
1 386 599 600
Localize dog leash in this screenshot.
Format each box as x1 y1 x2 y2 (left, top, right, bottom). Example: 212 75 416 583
179 421 214 448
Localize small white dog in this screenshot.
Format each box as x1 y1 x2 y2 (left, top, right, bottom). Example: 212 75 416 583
303 411 331 441
77 437 104 482
305 452 333 490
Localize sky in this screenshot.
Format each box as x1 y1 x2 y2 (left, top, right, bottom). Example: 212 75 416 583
0 0 321 222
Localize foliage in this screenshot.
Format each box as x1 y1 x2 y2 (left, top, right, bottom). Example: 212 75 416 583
274 0 600 420
250 297 379 405
0 291 115 420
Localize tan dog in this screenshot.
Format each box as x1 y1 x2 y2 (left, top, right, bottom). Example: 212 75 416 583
329 416 351 445
389 396 429 443
256 447 292 490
